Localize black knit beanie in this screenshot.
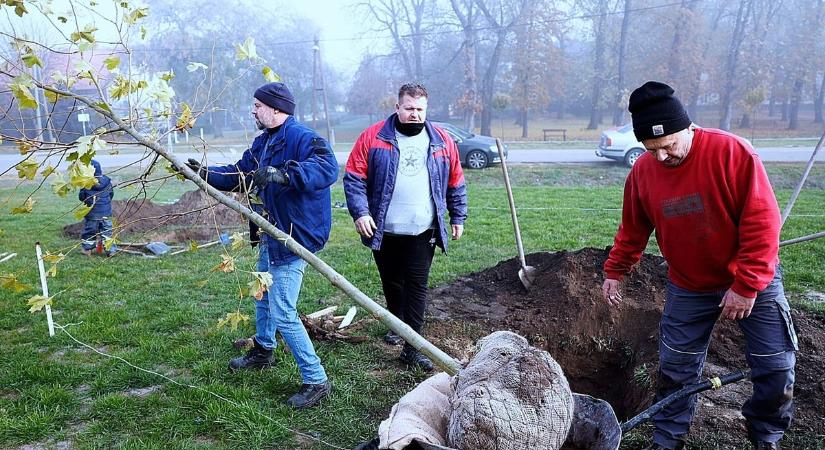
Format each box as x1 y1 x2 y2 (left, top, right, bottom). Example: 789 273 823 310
628 81 690 141
254 82 296 115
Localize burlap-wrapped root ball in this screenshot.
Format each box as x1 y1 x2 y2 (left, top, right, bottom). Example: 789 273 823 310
447 331 574 450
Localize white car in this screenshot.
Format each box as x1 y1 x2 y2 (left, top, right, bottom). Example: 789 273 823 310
595 124 646 167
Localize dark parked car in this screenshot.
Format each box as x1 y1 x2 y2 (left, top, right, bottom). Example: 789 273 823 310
433 122 507 169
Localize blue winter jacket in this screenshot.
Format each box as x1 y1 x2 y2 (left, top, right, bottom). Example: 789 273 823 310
78 159 114 219
343 115 468 252
203 116 338 265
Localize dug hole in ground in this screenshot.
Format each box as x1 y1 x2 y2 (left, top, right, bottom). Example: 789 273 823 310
63 191 825 448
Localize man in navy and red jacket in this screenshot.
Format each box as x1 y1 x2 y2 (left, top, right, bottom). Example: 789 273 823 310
602 81 797 450
344 83 468 371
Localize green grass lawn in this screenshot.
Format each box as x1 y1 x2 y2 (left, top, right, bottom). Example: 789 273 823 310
1 163 823 449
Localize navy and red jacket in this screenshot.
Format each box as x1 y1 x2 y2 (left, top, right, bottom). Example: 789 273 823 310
343 114 468 252
78 159 114 219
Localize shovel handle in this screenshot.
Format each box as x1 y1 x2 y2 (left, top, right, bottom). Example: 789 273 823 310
496 138 528 270
621 370 750 433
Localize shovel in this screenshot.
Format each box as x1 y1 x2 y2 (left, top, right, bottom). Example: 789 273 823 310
495 138 536 290
565 370 750 450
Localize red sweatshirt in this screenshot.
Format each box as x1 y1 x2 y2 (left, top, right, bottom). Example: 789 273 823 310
603 127 780 298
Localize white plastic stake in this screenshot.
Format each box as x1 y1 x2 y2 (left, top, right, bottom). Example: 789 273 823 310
0 252 16 263
34 243 55 337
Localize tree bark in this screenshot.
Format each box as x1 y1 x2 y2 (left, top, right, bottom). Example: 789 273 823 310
815 72 825 124
612 0 631 126
450 0 479 131
587 0 608 130
788 77 804 130
719 0 753 131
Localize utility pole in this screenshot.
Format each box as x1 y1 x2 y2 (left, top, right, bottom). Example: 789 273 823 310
312 37 333 144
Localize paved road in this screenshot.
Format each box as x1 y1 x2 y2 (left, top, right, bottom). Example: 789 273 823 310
2 146 822 173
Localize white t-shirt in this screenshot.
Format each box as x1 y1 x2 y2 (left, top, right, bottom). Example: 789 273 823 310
384 130 435 235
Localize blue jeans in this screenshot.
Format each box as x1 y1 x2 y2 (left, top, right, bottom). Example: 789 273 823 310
80 217 117 255
653 268 797 448
255 241 327 385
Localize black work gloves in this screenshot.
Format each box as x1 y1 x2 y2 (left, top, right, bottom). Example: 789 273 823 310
185 158 207 178
252 166 290 190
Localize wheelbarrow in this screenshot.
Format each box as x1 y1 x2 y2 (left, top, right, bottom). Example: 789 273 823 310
564 370 750 450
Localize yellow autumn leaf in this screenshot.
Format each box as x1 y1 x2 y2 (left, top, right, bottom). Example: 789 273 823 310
42 251 66 265
195 279 208 288
212 255 236 273
51 174 71 197
262 66 280 82
10 82 37 109
68 161 97 189
26 295 53 313
11 198 34 214
230 232 246 251
235 37 259 61
248 271 273 301
44 89 61 103
41 165 56 177
188 240 199 252
216 311 250 330
46 265 57 277
18 140 34 155
16 159 38 179
103 55 120 70
74 204 92 220
175 103 195 130
21 52 42 68
2 273 31 292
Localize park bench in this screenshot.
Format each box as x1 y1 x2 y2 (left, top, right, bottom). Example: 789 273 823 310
543 128 567 141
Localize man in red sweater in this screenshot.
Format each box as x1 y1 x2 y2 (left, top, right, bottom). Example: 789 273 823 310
602 81 797 450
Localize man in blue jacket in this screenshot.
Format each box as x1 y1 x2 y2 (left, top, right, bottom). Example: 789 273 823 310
183 82 338 409
343 83 468 372
79 159 117 256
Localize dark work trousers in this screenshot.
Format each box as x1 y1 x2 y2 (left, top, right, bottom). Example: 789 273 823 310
372 230 436 338
652 267 798 449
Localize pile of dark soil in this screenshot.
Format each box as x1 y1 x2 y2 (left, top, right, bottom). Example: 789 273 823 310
427 247 825 448
63 189 246 243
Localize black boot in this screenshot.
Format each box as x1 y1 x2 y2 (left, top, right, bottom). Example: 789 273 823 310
228 338 272 372
287 380 331 408
383 330 404 346
399 345 434 372
752 442 780 450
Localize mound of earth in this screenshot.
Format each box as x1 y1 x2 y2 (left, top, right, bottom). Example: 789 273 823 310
427 247 825 448
63 189 246 243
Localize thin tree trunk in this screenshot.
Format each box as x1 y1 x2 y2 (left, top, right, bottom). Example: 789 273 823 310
480 30 506 136
520 108 528 138
719 0 753 131
788 77 804 130
612 0 631 126
815 72 825 124
587 0 607 130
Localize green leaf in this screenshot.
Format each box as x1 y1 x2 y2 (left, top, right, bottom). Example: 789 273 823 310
68 161 97 189
2 273 30 292
44 89 61 103
51 177 71 197
41 165 56 177
262 66 280 82
159 70 174 82
93 101 112 113
18 140 33 154
103 55 120 70
216 311 250 330
74 204 92 220
235 37 259 61
10 83 37 109
230 232 246 251
125 7 148 24
21 52 42 68
26 295 53 313
74 60 94 79
11 198 34 214
16 159 39 180
186 62 208 72
70 26 97 43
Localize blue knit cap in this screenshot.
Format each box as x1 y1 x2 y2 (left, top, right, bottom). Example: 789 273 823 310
254 82 296 115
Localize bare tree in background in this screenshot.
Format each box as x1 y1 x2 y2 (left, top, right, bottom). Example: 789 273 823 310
450 0 481 131
361 0 431 81
611 0 630 126
475 0 530 136
582 0 610 130
719 0 753 131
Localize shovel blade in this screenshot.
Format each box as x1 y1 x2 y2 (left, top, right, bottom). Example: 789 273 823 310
518 265 537 290
562 394 621 450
